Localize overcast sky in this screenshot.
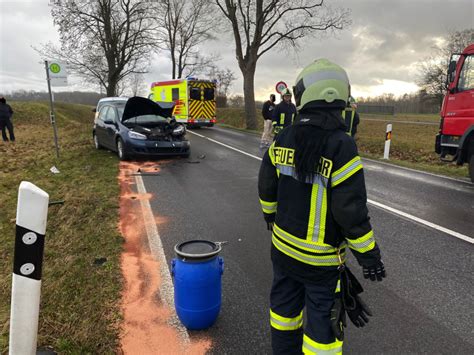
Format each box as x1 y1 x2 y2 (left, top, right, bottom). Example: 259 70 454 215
0 0 473 101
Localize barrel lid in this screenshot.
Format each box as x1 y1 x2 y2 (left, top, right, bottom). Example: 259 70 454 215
174 240 221 260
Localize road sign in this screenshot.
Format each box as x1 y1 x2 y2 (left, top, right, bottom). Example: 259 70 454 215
44 60 61 158
275 81 287 94
48 61 68 87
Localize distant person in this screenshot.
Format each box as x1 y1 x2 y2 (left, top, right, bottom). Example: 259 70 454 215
342 96 360 137
0 97 15 142
260 94 276 149
272 88 297 137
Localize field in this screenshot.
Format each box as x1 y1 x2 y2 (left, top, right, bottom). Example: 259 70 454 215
0 102 122 353
216 108 469 179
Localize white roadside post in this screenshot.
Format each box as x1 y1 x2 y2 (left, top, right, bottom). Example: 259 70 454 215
383 123 392 160
9 182 49 355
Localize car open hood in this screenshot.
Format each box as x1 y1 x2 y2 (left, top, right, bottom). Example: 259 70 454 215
121 96 175 122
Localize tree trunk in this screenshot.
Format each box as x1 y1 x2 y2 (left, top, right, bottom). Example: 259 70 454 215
106 83 117 97
242 66 257 130
172 55 176 79
107 75 118 96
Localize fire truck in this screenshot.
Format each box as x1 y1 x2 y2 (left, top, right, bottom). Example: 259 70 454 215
149 78 217 127
435 43 474 182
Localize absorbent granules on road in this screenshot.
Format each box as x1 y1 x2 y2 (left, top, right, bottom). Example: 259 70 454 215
118 161 211 354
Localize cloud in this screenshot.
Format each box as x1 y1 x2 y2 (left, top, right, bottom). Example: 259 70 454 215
1 0 473 100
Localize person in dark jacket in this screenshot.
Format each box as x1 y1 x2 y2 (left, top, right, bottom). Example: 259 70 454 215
0 97 15 142
258 59 385 355
261 94 276 148
342 96 360 137
272 88 297 137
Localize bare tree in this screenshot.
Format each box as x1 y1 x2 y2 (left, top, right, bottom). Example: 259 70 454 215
38 0 156 96
215 0 350 129
207 66 236 106
154 0 221 79
208 66 237 97
123 73 148 96
418 28 474 106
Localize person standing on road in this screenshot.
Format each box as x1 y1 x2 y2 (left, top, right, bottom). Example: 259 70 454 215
272 88 297 138
258 59 385 355
0 97 15 142
342 96 360 137
260 94 276 149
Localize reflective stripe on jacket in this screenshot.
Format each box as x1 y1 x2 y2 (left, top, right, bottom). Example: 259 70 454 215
272 102 297 129
342 108 360 137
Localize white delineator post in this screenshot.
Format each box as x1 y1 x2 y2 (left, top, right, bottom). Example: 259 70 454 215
9 182 49 355
383 123 392 160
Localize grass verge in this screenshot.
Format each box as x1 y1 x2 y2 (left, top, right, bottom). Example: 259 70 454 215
0 101 123 353
216 107 469 179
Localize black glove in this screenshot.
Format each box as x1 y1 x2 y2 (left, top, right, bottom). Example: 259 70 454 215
339 266 373 328
346 295 372 328
363 260 386 281
330 297 346 340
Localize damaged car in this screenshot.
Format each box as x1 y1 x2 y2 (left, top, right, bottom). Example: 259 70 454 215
93 96 190 160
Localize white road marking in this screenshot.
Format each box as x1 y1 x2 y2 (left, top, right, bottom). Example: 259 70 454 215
188 130 474 244
363 157 472 185
188 130 262 161
134 174 190 342
367 199 474 244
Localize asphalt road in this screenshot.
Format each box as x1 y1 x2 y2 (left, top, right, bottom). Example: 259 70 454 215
140 126 474 354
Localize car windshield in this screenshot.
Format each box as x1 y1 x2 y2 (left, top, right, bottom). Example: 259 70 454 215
123 114 169 125
98 99 127 112
117 105 125 118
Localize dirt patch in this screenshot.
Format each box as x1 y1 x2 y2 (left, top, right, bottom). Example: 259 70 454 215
118 161 211 354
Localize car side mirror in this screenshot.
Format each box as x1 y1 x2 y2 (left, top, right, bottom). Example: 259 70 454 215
447 60 457 83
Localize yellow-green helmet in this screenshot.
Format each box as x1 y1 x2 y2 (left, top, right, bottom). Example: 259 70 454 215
293 58 350 111
281 87 292 96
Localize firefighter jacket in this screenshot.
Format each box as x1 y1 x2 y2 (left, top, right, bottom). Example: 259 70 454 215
258 110 381 280
342 108 360 137
272 101 297 132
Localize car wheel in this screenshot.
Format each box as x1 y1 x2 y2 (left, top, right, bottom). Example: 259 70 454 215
93 132 102 150
116 138 129 161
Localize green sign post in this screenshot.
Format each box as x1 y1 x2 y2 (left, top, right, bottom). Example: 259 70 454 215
44 60 64 159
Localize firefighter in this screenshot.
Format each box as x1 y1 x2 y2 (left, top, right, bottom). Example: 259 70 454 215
258 59 385 355
272 88 297 137
342 96 360 137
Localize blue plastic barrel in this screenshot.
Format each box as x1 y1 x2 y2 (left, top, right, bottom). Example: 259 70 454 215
171 240 224 330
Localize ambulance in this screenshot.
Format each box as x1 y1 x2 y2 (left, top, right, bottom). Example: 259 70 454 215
149 78 217 127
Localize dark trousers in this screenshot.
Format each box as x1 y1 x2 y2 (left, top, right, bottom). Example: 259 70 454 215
0 119 15 141
270 263 342 355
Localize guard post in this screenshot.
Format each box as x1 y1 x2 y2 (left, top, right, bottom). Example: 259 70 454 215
383 123 392 160
9 182 49 355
